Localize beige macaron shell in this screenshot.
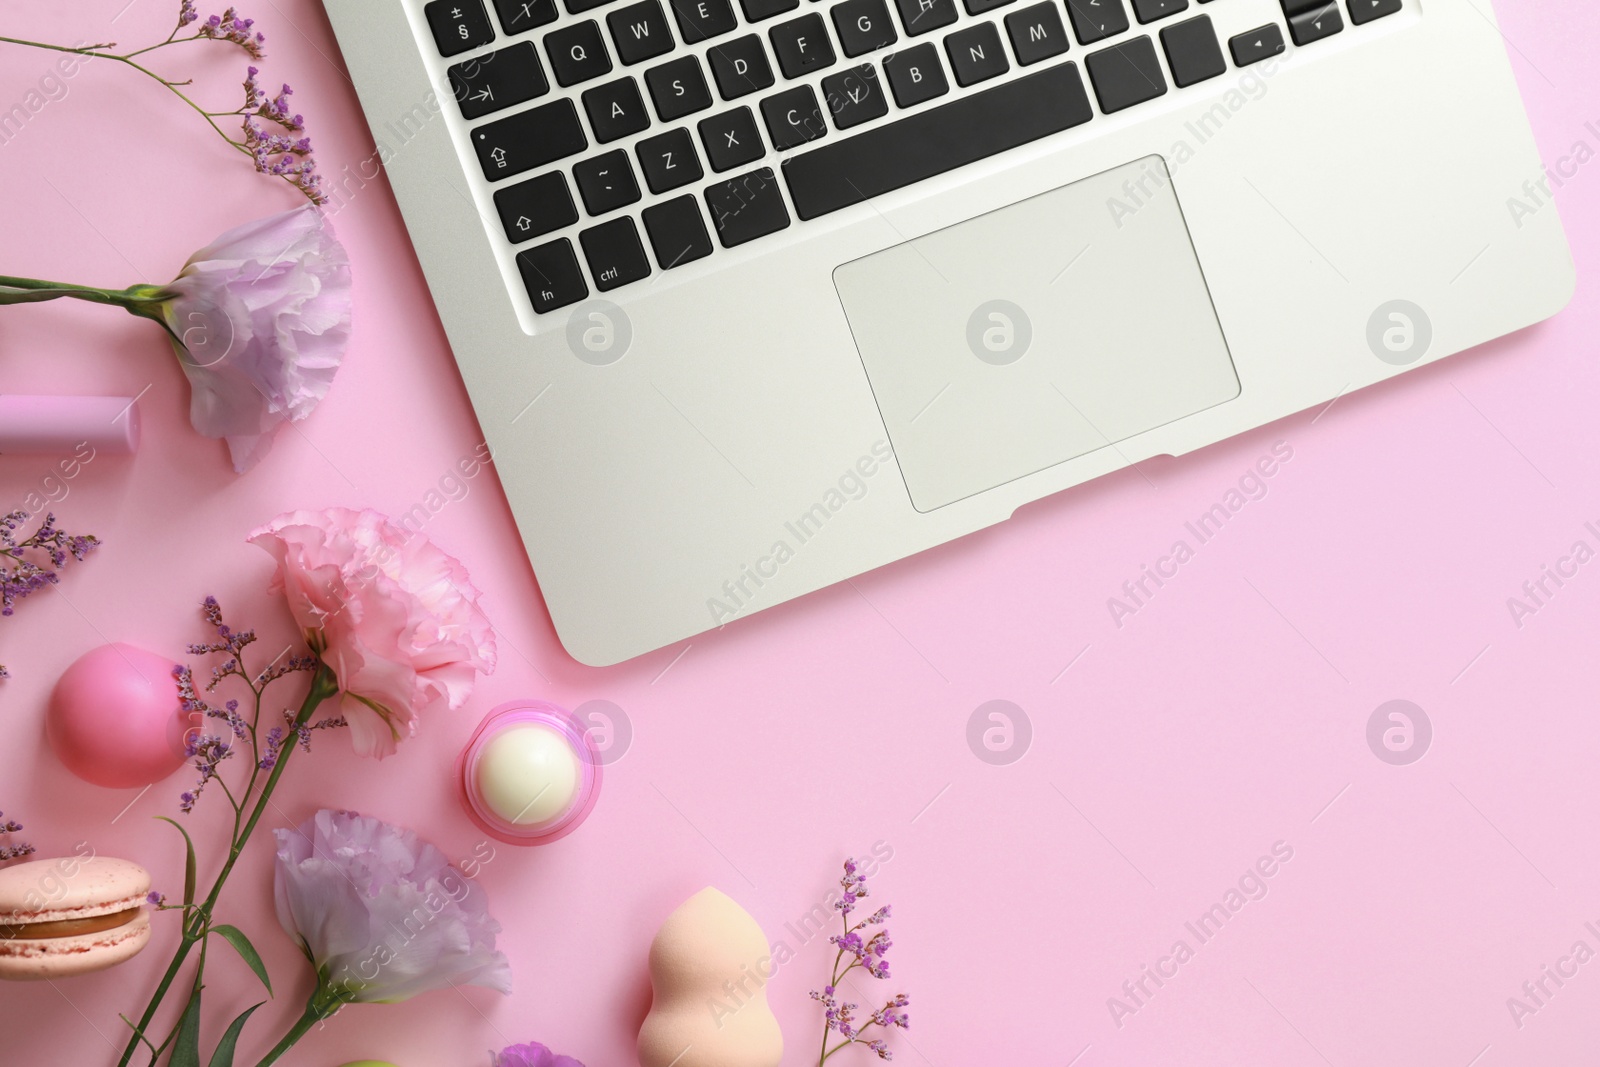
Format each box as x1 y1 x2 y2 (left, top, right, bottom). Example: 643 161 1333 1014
0 907 151 980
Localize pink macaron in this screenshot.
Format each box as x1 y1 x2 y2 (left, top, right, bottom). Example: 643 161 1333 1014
0 856 152 981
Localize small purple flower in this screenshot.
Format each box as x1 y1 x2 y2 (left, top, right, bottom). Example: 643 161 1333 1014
812 859 909 1064
198 6 267 57
1 511 101 680
0 810 35 863
148 891 167 908
495 1042 586 1067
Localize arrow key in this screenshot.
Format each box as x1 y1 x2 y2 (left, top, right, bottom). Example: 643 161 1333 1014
494 172 579 243
1348 0 1402 25
450 41 549 119
1287 4 1342 45
1227 22 1284 66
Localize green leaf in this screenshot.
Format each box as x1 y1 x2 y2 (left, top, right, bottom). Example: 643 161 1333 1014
155 816 198 907
171 988 203 1067
211 925 273 995
206 1002 265 1067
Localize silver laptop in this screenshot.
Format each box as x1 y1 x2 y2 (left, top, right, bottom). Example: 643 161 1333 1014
323 0 1572 666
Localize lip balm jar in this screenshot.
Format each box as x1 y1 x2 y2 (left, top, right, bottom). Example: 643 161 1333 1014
456 701 602 845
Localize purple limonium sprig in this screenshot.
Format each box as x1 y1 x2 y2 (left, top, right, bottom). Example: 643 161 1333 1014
0 510 101 680
0 810 36 863
0 2 326 202
810 859 910 1064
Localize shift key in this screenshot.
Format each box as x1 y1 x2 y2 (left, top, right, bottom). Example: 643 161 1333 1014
471 99 587 181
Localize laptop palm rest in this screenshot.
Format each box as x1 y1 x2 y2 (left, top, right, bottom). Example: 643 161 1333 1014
833 155 1241 513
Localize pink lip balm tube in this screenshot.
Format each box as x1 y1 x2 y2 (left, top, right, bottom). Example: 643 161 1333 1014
0 395 140 455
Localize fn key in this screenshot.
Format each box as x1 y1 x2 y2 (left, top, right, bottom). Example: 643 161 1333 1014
518 239 588 313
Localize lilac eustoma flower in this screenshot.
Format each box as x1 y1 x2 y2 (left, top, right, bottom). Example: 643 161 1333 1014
496 1042 586 1067
273 809 511 1003
152 205 351 472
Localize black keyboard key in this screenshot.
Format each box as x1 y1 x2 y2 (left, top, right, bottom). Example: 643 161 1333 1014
494 172 579 242
670 0 739 41
566 0 614 12
637 127 705 192
762 85 827 149
822 64 888 129
705 168 791 246
883 43 948 107
741 0 799 21
1084 35 1165 113
1279 0 1328 13
581 217 652 290
1348 0 1401 24
1005 2 1069 64
583 77 651 141
642 195 714 267
770 14 837 78
1130 0 1185 23
493 0 559 34
609 0 675 64
1287 3 1341 44
427 0 495 56
573 149 643 214
1160 14 1222 86
449 43 548 119
547 21 614 85
782 61 1092 219
699 107 766 170
964 0 1013 13
708 35 776 98
1228 22 1285 65
832 0 898 57
473 99 587 180
893 0 958 36
944 22 1008 86
518 239 587 312
1066 0 1128 44
647 56 714 119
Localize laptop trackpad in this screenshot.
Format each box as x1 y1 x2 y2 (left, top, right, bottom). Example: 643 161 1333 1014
834 155 1240 512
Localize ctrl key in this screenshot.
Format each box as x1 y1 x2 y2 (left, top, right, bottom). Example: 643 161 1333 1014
580 217 653 292
518 239 588 313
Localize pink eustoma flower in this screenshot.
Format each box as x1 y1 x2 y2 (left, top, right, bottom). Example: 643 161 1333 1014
496 1042 587 1067
249 507 497 758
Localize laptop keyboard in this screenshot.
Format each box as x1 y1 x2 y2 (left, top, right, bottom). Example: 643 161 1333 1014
426 0 1402 314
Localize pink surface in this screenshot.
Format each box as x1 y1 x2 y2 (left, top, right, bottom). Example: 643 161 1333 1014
1 2 1597 1065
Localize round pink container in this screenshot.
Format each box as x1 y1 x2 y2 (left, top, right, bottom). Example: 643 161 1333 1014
48 644 193 789
455 701 602 845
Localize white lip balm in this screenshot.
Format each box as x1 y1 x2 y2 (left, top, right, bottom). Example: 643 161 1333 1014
477 724 580 826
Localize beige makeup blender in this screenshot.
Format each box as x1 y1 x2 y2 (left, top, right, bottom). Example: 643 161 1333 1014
638 887 783 1067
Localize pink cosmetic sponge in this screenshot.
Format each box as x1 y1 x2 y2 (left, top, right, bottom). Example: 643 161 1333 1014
0 856 152 981
47 644 191 789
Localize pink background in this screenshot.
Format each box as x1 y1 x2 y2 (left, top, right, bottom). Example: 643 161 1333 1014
2 1 1597 1064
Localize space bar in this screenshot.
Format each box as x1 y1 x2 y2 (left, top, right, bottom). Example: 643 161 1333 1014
782 63 1094 221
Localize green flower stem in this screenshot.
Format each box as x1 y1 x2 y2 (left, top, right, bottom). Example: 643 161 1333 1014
252 985 349 1067
115 665 340 1067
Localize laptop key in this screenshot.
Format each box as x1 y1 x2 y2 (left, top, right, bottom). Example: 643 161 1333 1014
832 0 898 57
963 0 1013 13
822 64 888 129
1228 23 1285 66
1160 15 1223 87
492 0 559 34
1129 0 1185 24
741 0 799 22
642 195 715 267
517 239 588 312
883 43 948 107
450 42 548 119
893 0 958 37
1348 0 1401 24
1085 35 1166 113
699 107 766 170
472 99 587 180
705 168 792 246
1005 2 1069 64
566 0 616 12
670 0 738 42
573 149 643 214
1066 0 1129 44
771 14 838 78
426 0 495 56
1287 4 1342 44
762 85 828 149
609 0 675 65
583 77 651 141
648 55 714 119
494 172 579 242
708 35 776 98
547 21 614 85
781 61 1092 220
581 217 652 290
637 127 705 192
945 22 1008 86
